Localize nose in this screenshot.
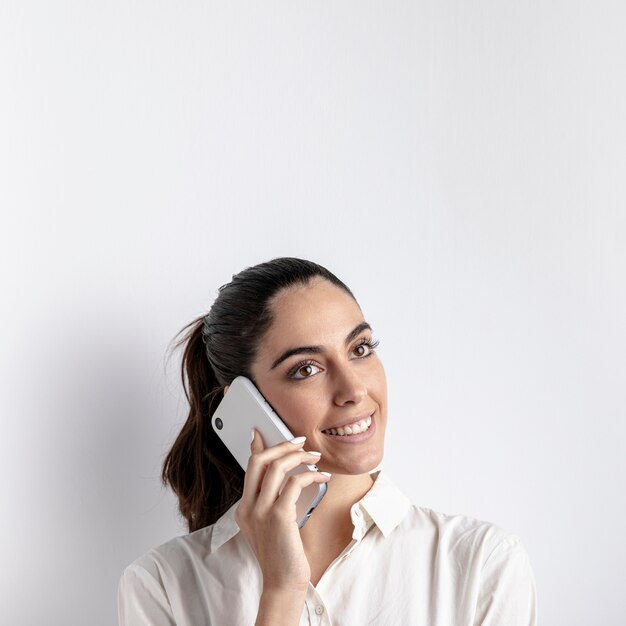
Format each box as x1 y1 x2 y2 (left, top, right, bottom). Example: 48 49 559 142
332 361 368 406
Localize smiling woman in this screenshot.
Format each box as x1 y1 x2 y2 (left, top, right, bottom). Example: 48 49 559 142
117 257 538 626
244 277 388 482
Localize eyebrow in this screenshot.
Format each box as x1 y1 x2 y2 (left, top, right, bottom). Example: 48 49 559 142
269 321 373 371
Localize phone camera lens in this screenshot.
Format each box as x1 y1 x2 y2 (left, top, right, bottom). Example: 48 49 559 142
215 417 223 430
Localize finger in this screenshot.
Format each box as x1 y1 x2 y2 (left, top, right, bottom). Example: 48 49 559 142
242 429 267 502
250 428 266 453
241 434 307 504
255 450 324 512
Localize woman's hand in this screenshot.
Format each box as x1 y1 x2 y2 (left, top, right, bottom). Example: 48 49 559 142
234 429 331 594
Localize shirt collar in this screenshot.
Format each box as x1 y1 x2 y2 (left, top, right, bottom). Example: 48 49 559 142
352 470 412 538
210 498 241 552
210 469 412 552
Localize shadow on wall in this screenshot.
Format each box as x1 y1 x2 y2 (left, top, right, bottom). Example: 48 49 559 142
30 314 183 625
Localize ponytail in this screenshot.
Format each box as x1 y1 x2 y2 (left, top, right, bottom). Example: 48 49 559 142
161 316 244 532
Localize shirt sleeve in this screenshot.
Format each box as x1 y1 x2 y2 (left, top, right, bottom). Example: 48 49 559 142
117 563 176 626
473 533 538 626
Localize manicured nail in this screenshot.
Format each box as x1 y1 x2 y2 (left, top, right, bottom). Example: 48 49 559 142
290 436 306 445
319 471 332 477
307 451 322 456
250 428 255 443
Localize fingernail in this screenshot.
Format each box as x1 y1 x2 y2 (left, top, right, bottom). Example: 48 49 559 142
320 471 332 477
250 428 255 443
290 436 306 445
308 451 322 456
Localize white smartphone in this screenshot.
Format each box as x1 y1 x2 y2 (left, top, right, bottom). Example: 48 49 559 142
211 375 327 528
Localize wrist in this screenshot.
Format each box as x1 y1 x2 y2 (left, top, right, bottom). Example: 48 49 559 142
262 583 309 597
255 587 308 626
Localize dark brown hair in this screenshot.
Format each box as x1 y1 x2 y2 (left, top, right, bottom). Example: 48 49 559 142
161 257 357 532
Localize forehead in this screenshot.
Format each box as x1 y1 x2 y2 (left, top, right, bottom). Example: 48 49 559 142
260 279 363 349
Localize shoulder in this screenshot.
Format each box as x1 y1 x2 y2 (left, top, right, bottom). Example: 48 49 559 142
414 503 514 541
409 509 539 623
118 499 249 592
120 524 218 584
117 525 219 620
117 527 217 625
371 471 526 566
399 503 536 606
400 501 531 570
392 500 537 622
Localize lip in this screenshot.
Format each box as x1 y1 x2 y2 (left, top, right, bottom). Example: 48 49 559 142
321 412 376 443
322 411 375 431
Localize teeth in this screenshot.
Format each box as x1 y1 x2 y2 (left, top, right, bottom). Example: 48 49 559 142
324 416 372 436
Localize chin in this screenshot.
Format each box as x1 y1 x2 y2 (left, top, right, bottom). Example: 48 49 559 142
333 448 385 475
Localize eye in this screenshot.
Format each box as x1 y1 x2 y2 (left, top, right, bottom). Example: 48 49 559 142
287 337 380 380
352 337 380 358
288 360 321 380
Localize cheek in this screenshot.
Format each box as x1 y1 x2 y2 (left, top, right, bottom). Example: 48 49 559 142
369 361 387 397
274 393 320 432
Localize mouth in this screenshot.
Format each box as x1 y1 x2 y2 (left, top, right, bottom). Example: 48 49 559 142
321 412 375 441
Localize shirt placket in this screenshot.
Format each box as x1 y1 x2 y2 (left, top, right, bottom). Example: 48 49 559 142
301 588 332 626
298 503 375 626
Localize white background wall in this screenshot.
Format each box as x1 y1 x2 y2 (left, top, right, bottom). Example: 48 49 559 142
1 2 625 625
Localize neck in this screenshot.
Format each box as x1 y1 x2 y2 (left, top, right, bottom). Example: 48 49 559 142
299 471 375 546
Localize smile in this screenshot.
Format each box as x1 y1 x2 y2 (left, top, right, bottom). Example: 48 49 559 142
322 415 372 436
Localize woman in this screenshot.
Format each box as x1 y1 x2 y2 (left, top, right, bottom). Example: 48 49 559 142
118 257 538 625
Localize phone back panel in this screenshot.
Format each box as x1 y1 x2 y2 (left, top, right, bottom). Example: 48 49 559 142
211 376 295 470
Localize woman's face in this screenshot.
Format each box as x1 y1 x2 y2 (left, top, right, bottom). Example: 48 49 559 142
248 277 387 476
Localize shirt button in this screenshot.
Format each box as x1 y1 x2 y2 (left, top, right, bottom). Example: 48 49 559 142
315 606 324 615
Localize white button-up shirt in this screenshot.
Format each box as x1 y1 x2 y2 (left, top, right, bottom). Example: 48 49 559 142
118 470 537 625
